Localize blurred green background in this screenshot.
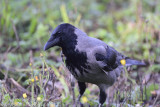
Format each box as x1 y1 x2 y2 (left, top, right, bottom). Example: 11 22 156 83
0 0 160 106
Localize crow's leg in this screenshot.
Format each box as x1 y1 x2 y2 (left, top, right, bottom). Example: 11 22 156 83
98 87 107 107
77 81 86 107
77 81 86 101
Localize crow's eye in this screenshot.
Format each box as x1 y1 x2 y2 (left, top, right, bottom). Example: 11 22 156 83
53 31 61 38
56 31 61 35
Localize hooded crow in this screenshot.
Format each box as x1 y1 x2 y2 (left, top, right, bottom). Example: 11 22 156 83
44 23 145 106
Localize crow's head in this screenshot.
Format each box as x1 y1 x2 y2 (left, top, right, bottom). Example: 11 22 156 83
44 23 76 50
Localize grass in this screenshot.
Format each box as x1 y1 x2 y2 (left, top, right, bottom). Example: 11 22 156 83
0 0 160 106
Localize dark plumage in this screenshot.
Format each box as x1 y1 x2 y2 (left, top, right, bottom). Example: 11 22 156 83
44 23 145 106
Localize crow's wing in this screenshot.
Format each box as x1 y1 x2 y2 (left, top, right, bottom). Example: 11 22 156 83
94 46 121 72
94 45 145 72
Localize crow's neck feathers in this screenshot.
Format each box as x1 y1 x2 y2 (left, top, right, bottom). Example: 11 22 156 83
61 27 87 56
60 27 90 77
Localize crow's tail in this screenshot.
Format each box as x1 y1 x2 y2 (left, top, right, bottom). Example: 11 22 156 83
125 58 145 66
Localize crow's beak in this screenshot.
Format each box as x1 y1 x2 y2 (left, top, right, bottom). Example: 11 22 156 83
44 41 53 50
44 37 59 51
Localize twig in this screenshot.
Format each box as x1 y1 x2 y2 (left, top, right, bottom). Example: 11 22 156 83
4 78 31 97
70 74 76 106
0 64 15 72
153 94 159 106
11 20 20 52
1 46 11 62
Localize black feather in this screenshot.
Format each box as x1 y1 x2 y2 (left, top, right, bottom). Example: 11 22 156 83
60 25 90 77
125 58 145 66
95 47 118 71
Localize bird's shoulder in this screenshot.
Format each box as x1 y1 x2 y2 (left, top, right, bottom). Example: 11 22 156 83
75 36 106 51
88 45 121 71
86 45 107 65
